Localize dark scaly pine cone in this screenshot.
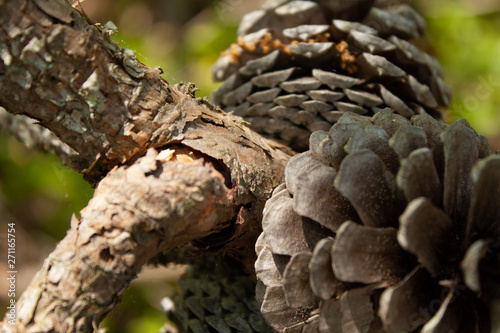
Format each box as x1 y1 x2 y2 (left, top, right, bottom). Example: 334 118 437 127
162 252 273 333
255 109 500 332
211 0 451 152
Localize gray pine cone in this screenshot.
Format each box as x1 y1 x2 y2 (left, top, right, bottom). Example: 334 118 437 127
255 110 500 332
212 0 451 151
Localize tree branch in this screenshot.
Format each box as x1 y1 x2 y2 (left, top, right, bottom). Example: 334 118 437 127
0 0 292 331
0 107 86 170
2 0 261 184
1 140 289 332
6 149 235 332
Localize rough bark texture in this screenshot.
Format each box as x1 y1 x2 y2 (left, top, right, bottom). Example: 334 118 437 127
1 0 288 184
0 0 291 331
10 149 236 332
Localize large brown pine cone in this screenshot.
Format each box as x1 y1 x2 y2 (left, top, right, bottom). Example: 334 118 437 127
255 109 500 332
211 0 451 151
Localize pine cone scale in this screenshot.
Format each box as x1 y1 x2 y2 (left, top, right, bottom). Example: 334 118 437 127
378 266 444 333
398 197 457 278
466 156 500 239
331 221 412 284
256 111 498 332
334 150 402 228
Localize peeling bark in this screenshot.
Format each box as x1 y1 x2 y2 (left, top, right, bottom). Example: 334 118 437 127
0 0 292 331
1 0 286 184
9 150 236 332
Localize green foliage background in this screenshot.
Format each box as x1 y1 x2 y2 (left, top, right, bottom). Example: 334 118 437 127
0 1 498 332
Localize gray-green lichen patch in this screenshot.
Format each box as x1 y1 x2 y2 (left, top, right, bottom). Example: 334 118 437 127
108 63 137 85
34 76 73 107
80 69 104 112
10 26 35 56
102 21 118 33
99 21 121 55
121 49 145 79
20 36 54 74
60 109 87 134
7 67 33 90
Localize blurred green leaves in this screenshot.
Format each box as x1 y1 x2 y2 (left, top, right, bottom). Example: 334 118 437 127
0 134 93 239
102 285 170 333
109 1 240 97
425 1 500 137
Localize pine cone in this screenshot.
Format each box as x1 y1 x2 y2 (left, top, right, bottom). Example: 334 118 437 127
255 110 500 332
163 257 273 333
211 0 451 151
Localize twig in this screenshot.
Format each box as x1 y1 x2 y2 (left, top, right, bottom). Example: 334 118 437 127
0 107 86 170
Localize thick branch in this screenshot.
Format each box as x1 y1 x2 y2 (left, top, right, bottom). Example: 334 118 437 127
0 107 85 169
2 149 235 332
0 137 289 332
1 0 255 184
0 0 292 264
